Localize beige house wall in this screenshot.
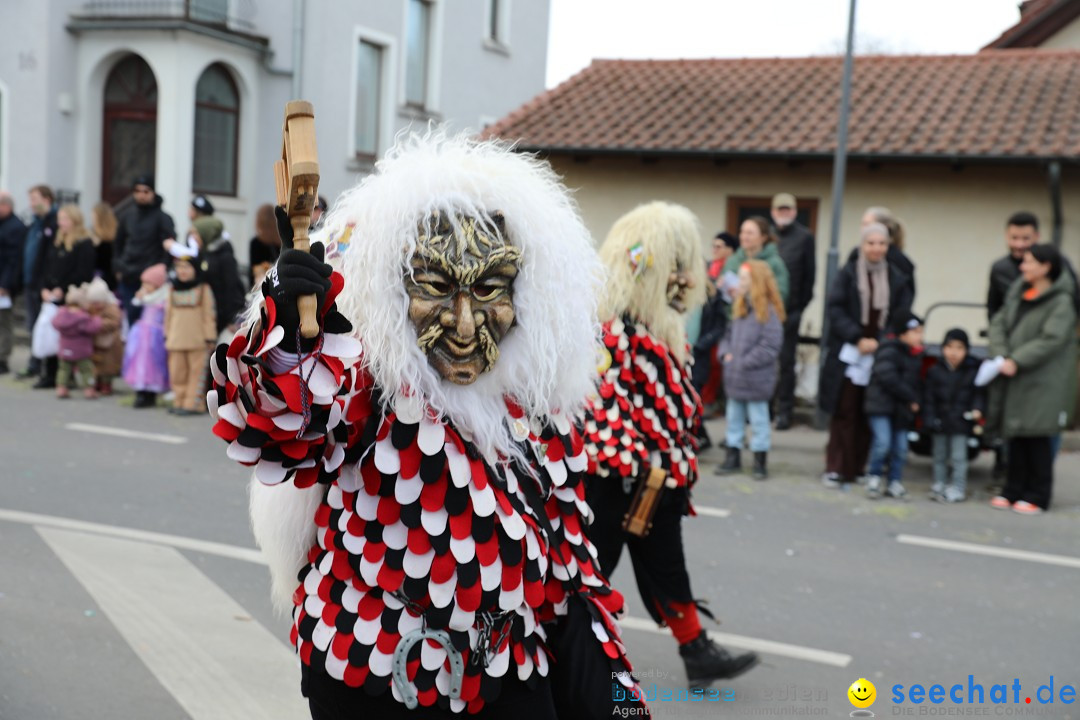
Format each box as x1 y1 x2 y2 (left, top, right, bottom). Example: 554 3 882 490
1035 15 1080 49
547 155 1080 349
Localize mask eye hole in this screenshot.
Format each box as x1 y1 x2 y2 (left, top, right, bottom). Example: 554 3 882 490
472 282 505 301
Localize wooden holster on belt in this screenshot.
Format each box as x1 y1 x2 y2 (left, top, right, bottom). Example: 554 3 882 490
622 467 667 538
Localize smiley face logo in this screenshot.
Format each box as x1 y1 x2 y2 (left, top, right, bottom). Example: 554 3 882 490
848 678 876 709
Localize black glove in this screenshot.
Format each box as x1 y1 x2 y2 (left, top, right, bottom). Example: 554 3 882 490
262 206 332 353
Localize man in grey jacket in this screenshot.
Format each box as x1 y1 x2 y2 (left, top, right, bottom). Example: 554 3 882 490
771 192 816 430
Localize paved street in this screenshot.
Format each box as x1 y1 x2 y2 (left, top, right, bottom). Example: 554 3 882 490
1 345 1078 720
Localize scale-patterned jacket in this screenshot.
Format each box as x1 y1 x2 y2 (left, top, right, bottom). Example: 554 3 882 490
208 277 640 714
582 316 702 489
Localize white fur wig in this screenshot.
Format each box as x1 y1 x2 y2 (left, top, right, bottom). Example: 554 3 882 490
318 130 602 461
252 132 602 611
596 201 707 362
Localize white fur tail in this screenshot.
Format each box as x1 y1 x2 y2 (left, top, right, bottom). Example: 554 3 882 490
248 474 324 615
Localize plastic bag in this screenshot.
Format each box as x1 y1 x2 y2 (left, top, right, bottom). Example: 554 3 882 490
31 302 61 358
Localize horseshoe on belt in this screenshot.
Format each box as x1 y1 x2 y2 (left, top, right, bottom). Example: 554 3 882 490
391 627 464 710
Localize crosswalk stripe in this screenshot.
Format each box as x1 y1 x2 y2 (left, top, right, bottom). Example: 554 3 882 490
618 616 853 668
37 527 308 720
65 422 188 445
694 505 732 518
0 508 266 565
897 534 1080 569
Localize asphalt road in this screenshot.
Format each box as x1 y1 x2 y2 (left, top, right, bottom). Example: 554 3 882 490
1 345 1077 720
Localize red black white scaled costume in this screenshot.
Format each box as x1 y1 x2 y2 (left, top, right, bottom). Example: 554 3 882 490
580 202 760 688
211 134 647 718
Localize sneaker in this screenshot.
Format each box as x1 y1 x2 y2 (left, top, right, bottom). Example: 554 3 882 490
929 482 945 499
1012 500 1044 515
865 475 883 499
989 495 1012 510
55 386 70 400
886 481 908 500
821 472 842 489
943 487 965 503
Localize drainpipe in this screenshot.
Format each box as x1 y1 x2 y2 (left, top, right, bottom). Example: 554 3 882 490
1048 160 1063 248
292 0 304 99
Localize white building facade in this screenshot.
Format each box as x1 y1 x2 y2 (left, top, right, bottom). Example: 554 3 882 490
0 0 549 267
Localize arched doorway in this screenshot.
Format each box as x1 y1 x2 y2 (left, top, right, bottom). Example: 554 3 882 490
102 54 157 206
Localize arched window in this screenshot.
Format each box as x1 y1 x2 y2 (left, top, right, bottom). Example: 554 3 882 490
102 54 158 206
193 63 239 196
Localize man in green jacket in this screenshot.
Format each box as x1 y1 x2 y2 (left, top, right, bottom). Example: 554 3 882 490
987 244 1077 514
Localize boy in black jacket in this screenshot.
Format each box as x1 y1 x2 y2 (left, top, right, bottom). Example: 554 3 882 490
864 312 925 499
923 329 984 502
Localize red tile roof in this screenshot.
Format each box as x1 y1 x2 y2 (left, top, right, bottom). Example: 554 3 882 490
983 0 1080 49
484 51 1080 161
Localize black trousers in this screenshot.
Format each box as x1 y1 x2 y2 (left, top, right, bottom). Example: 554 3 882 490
774 310 801 416
23 287 42 373
825 380 871 480
585 477 694 624
1002 436 1053 509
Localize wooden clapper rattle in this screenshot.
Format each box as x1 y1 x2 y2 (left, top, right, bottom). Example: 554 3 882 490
274 100 321 339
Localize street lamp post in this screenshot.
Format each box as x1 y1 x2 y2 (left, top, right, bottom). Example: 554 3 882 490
817 0 858 429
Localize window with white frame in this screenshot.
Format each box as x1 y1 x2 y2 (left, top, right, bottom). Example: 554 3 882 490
354 39 384 158
405 0 431 107
486 0 510 46
193 63 239 196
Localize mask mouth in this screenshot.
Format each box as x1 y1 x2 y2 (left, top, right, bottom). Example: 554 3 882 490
442 336 479 357
668 284 688 313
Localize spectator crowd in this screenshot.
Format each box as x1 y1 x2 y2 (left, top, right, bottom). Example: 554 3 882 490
0 177 319 417
0 181 1076 514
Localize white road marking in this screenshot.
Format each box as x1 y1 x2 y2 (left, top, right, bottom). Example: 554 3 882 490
618 616 852 668
897 534 1080 570
0 508 266 565
37 527 308 720
694 505 731 518
65 422 188 445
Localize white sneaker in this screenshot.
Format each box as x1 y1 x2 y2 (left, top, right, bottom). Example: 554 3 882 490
943 486 965 503
821 472 842 489
886 481 908 499
865 475 883 499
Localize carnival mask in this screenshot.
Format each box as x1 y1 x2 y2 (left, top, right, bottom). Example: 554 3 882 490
667 263 695 313
406 212 521 385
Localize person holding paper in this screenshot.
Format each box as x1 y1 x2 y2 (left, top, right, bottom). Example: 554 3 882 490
0 191 26 375
818 223 914 487
987 244 1077 515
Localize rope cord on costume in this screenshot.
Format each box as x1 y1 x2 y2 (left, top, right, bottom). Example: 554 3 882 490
295 327 324 438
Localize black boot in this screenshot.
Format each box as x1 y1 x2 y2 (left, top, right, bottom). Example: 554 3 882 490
679 631 759 687
715 447 741 475
752 451 768 480
774 411 793 430
133 391 157 409
32 356 57 389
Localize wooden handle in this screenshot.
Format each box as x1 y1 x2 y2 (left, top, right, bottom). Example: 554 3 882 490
275 100 322 340
290 215 320 339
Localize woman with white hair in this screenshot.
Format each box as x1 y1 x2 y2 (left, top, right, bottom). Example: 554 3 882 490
819 223 914 487
581 201 759 690
211 134 647 718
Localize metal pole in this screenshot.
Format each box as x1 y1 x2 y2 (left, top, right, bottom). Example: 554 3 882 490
292 0 304 99
1048 160 1063 248
817 0 857 429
